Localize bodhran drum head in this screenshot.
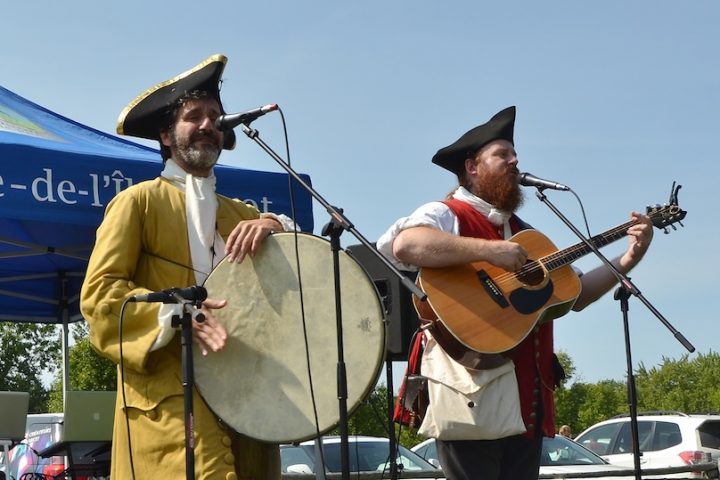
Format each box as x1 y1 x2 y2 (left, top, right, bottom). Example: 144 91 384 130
195 232 386 443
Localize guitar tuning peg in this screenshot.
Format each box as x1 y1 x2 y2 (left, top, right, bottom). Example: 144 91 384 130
669 181 682 206
663 224 678 234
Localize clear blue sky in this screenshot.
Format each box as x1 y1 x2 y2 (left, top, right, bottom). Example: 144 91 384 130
4 1 718 390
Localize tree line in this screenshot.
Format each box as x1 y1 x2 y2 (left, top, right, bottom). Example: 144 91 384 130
2 322 719 446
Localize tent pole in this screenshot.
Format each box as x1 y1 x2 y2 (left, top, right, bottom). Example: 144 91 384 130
58 272 70 404
62 314 69 397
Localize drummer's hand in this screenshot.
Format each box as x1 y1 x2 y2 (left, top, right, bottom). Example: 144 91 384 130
225 218 282 264
192 298 228 356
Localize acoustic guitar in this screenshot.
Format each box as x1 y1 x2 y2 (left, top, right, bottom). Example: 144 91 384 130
415 196 686 358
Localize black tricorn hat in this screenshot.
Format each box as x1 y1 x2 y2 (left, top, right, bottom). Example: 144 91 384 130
116 54 236 150
431 106 516 175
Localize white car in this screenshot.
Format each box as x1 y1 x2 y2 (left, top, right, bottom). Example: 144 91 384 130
281 435 443 478
575 412 720 478
411 435 631 479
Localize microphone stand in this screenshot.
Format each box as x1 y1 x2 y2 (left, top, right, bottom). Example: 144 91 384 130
531 187 694 480
238 123 426 480
171 296 206 480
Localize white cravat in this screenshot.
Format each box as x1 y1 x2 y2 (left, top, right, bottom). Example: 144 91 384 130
152 159 225 351
453 186 512 237
160 158 225 284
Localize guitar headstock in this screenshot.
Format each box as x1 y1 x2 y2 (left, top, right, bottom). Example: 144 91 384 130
646 182 687 233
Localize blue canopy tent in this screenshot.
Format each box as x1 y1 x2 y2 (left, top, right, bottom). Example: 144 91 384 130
0 85 313 391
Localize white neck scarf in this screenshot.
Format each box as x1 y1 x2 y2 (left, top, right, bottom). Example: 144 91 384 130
161 159 224 284
454 186 512 237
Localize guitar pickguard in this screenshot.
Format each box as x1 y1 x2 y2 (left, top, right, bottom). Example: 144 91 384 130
508 280 554 314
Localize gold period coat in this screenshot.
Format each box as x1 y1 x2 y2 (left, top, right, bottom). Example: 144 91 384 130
80 177 280 480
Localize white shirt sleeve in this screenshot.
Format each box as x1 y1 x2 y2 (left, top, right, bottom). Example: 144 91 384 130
150 304 182 351
376 201 459 271
260 212 298 232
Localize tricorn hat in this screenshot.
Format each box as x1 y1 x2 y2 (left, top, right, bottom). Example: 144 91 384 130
117 54 236 150
431 106 516 175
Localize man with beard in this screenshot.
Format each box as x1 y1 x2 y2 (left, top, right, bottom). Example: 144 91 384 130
81 55 289 479
376 106 654 480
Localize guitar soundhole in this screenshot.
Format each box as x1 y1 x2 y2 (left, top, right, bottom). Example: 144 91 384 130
516 260 545 286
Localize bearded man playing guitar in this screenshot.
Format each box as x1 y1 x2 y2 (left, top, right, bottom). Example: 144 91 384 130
376 106 654 480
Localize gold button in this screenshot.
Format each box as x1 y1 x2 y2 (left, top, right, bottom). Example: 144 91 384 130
225 472 237 480
99 303 111 315
223 452 235 465
221 435 232 447
146 409 157 420
109 288 124 299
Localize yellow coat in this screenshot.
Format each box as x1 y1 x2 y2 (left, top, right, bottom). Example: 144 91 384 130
81 177 280 480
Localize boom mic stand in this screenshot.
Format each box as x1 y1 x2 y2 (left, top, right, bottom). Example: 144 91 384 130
237 122 426 480
531 185 693 480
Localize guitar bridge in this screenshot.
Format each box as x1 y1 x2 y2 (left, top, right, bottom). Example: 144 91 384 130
476 270 509 308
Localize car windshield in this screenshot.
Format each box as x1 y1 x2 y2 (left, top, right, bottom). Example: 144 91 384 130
542 436 608 466
281 438 437 474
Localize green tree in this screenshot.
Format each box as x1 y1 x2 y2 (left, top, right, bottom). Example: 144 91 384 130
555 350 576 383
47 322 116 411
556 378 628 434
577 380 627 429
635 352 720 413
0 321 60 412
554 349 584 433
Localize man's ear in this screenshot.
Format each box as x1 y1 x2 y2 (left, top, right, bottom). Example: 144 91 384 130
159 130 172 148
464 157 477 176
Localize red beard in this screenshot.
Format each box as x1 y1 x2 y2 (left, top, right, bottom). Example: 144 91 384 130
474 166 524 212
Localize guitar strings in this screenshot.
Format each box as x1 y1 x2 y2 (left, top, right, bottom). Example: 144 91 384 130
488 208 671 288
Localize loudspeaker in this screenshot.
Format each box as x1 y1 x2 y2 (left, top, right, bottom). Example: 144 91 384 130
345 243 419 361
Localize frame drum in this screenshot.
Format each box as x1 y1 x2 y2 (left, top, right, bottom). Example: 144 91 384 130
194 232 386 443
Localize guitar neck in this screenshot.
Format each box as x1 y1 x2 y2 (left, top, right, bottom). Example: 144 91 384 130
541 219 636 271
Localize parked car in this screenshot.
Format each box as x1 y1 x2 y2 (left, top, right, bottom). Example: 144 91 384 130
411 435 631 479
281 435 443 478
574 412 720 478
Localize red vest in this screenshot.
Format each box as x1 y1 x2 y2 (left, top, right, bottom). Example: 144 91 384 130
443 198 557 439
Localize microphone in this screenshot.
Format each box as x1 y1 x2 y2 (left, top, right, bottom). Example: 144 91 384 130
128 286 208 304
215 104 279 130
518 172 570 191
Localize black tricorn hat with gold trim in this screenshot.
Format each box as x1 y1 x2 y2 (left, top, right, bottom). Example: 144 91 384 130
117 54 236 150
431 106 516 175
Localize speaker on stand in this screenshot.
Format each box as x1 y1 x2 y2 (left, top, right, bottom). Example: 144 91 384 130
346 243 419 361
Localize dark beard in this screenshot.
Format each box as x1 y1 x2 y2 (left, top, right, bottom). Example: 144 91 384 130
475 166 524 212
172 131 220 171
